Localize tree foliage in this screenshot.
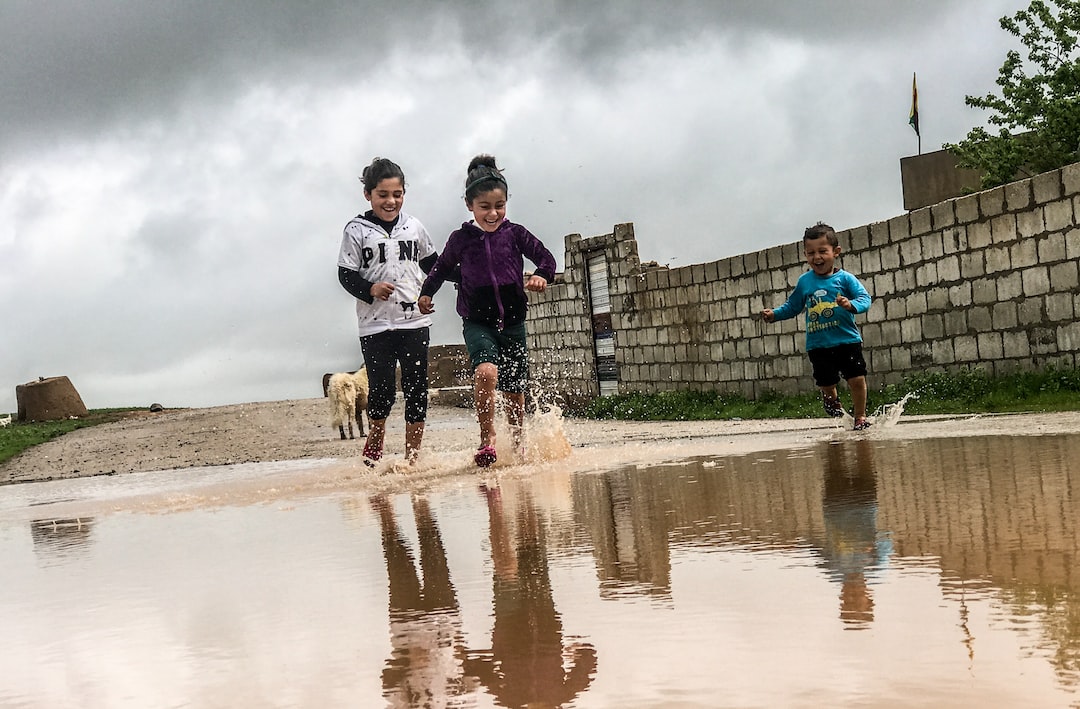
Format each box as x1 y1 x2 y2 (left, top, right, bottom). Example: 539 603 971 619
946 0 1080 188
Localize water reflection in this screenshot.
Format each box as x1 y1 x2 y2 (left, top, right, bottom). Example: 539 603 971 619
818 440 892 628
372 494 475 705
29 516 95 560
4 433 1080 706
466 483 596 707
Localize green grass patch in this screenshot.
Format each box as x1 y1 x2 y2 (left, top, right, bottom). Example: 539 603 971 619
0 409 141 466
582 366 1080 420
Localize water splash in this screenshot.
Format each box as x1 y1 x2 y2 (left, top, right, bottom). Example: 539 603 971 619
874 391 918 427
492 390 573 466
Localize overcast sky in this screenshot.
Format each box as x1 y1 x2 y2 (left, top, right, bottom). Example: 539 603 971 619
1 0 1023 412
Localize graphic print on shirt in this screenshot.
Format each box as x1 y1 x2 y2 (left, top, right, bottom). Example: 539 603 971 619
806 288 841 334
361 240 422 270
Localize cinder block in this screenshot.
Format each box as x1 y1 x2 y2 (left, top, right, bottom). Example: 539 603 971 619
1017 208 1046 238
1006 180 1033 211
978 332 1004 359
998 271 1023 299
984 245 1012 273
954 336 978 362
923 313 945 339
972 278 998 304
1063 163 1080 196
967 220 992 249
900 238 922 266
938 255 961 282
909 208 932 235
931 202 956 230
979 186 1006 216
1050 261 1079 290
960 252 985 279
1034 170 1063 204
991 213 1018 243
1043 199 1075 232
955 194 980 224
1022 266 1051 296
879 244 902 270
932 339 955 364
1046 292 1074 321
1003 331 1031 358
992 302 1018 329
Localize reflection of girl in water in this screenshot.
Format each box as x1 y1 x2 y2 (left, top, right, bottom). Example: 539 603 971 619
371 495 475 707
466 484 596 707
820 440 893 626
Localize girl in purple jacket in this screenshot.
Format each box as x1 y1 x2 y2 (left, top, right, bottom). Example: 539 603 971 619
419 155 557 467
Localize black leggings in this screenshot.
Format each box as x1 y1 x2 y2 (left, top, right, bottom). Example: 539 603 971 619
359 327 429 423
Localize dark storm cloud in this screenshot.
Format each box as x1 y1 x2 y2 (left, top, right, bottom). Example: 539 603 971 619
2 0 1000 155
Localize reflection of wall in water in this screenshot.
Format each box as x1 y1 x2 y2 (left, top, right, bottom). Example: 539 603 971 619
569 436 1080 599
571 453 827 598
875 434 1080 590
572 471 672 597
30 518 95 559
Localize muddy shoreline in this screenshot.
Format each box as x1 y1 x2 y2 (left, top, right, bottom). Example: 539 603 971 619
4 398 1080 485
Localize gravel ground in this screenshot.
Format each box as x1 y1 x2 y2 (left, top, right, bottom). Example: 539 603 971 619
4 398 1080 485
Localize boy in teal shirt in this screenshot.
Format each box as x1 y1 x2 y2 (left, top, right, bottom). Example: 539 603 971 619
762 223 873 431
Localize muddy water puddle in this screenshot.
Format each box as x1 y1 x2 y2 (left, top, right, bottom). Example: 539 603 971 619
3 432 1080 708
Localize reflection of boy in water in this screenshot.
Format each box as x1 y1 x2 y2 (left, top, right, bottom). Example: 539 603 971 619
371 495 475 706
820 440 892 626
466 484 597 707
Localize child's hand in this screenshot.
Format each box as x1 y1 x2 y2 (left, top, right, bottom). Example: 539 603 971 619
525 275 548 293
418 295 434 314
370 282 395 301
761 308 775 323
836 295 854 312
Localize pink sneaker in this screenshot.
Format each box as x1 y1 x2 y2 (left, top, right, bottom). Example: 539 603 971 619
474 445 497 468
363 442 383 467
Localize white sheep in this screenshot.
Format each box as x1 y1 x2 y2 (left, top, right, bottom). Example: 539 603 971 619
327 368 369 440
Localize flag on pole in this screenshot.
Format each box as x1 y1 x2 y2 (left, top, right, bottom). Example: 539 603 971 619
909 72 920 137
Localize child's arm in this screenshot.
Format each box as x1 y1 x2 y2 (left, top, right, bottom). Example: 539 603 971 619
517 227 557 287
836 273 872 313
763 280 807 323
525 274 547 293
338 224 381 302
418 235 461 314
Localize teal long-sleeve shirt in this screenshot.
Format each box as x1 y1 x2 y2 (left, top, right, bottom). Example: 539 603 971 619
771 269 872 351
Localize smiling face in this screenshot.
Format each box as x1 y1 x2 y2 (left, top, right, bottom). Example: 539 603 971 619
466 187 507 232
365 177 405 222
804 234 841 276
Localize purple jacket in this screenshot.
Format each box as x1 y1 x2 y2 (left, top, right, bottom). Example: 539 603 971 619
421 219 557 330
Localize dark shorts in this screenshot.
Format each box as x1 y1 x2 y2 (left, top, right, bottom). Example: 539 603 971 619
462 320 529 394
807 342 868 387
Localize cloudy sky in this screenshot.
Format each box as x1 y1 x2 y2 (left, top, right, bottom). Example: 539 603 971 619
1 0 1023 412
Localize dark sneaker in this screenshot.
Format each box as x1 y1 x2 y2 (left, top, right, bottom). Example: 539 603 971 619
823 395 845 418
853 418 873 431
474 445 497 468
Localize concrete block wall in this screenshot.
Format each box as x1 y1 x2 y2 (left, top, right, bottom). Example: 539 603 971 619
526 162 1080 404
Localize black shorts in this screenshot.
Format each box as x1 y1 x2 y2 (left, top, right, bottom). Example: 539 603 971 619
807 342 868 388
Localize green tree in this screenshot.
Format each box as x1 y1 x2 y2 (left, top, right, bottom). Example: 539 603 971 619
946 0 1080 188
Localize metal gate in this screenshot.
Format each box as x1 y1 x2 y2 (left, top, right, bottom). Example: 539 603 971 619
587 252 618 396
